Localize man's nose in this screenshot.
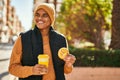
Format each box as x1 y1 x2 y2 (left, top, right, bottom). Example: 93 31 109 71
38 16 43 20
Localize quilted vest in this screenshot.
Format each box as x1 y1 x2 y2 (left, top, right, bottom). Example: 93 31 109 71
19 26 67 80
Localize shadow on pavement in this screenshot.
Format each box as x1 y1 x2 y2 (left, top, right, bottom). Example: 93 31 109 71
0 71 9 80
0 58 10 62
0 43 13 50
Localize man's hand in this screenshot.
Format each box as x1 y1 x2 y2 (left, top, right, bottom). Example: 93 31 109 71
63 54 76 67
32 64 48 75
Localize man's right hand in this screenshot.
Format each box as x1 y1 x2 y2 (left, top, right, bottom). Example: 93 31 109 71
32 64 48 75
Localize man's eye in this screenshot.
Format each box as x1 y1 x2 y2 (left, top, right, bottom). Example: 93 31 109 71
43 14 49 17
35 13 40 17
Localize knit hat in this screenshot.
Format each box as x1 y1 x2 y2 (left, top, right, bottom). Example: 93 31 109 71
34 3 55 26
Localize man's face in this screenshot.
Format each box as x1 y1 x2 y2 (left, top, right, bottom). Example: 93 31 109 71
34 9 51 30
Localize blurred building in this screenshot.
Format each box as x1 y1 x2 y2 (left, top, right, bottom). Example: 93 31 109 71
0 0 24 43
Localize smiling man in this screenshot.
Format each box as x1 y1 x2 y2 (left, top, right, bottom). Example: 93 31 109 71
9 3 76 80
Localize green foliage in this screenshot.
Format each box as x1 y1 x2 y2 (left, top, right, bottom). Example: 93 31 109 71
56 0 112 49
69 46 120 67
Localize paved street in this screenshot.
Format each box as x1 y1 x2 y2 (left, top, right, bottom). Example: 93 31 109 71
0 43 13 80
65 67 120 80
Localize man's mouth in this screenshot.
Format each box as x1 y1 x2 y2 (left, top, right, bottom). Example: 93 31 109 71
38 21 44 24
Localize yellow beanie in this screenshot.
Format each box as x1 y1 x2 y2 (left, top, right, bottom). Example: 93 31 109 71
34 3 55 26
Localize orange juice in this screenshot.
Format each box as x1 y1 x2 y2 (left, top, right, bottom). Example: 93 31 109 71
38 54 49 67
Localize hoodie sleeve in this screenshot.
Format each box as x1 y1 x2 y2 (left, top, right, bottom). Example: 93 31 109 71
8 36 33 78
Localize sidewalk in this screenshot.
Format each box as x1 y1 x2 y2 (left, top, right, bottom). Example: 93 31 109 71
0 43 13 80
65 67 120 80
0 43 13 50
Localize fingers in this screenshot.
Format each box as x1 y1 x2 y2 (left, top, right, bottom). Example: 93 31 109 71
64 54 76 66
32 64 48 75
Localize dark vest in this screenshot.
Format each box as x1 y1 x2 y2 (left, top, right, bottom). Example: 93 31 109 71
19 26 67 80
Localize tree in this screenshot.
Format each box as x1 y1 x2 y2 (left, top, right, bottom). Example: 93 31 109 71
56 0 112 49
109 0 120 49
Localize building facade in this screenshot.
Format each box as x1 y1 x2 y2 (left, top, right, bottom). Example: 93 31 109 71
0 0 23 43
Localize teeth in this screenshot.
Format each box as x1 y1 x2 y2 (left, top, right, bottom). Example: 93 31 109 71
38 21 44 24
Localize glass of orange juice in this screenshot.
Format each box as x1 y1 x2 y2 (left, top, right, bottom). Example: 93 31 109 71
38 54 49 68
